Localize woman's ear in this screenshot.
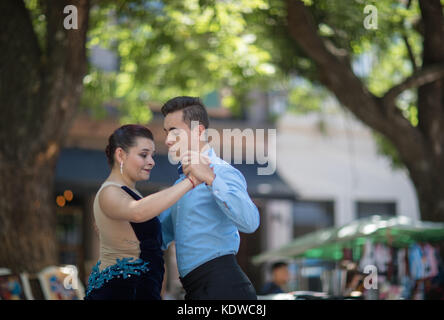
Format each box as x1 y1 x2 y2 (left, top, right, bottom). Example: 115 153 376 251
115 147 127 164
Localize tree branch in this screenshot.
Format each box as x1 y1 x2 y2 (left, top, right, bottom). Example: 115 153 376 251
418 0 444 63
402 34 418 72
416 0 444 155
285 0 389 130
41 0 90 130
382 64 444 105
401 0 417 71
285 0 427 169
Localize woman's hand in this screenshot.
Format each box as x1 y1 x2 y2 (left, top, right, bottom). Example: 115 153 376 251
181 151 215 186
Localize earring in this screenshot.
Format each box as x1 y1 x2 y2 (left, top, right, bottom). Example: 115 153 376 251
120 162 123 175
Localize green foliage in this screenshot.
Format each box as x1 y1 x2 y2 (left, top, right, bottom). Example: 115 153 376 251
287 78 329 114
24 0 47 52
82 0 276 123
24 0 428 168
25 0 277 123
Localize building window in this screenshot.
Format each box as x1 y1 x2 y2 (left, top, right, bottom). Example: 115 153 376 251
290 200 334 292
293 200 335 238
56 199 85 282
355 201 396 219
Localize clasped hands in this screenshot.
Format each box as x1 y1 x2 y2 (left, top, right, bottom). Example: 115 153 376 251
181 151 215 187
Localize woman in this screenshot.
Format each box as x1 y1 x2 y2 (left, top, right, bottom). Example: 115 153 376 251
84 124 199 300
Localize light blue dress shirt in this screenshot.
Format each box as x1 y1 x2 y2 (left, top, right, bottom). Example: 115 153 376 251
159 148 260 277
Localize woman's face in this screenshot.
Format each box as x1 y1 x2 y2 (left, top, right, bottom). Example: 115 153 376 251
119 137 155 182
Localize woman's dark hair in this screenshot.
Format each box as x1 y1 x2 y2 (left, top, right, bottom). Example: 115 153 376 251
161 96 209 129
105 124 154 167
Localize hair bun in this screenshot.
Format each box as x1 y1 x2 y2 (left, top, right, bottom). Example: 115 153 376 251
105 144 112 158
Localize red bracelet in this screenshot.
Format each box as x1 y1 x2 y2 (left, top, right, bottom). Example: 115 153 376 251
187 176 195 189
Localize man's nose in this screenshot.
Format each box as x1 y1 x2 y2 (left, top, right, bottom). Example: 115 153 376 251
165 134 177 147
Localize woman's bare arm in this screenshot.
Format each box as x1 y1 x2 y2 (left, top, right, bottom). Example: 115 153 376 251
99 178 195 223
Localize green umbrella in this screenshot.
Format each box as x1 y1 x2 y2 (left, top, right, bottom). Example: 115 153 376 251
252 215 444 264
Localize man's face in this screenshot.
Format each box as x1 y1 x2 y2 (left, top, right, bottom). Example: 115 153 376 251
163 110 193 162
273 266 290 286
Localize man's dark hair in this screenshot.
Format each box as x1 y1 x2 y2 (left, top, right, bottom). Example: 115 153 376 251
271 262 288 272
161 96 209 129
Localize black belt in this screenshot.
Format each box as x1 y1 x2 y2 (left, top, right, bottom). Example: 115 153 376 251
179 254 237 290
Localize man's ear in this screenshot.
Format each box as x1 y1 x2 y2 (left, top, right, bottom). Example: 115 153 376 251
198 124 207 140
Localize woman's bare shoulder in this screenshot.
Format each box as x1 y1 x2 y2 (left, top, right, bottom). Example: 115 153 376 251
98 184 132 219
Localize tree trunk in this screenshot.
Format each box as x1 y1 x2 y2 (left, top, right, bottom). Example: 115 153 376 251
410 166 444 223
0 0 89 273
414 0 444 222
0 159 59 273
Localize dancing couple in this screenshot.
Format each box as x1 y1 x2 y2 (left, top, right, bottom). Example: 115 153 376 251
84 96 260 300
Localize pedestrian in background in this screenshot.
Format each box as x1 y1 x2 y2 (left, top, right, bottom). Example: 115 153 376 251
260 262 290 295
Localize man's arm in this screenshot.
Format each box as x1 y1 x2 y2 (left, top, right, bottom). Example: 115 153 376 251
206 165 260 233
181 151 259 233
158 207 174 250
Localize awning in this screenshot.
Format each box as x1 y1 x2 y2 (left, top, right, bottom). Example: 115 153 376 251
252 215 444 264
55 147 296 200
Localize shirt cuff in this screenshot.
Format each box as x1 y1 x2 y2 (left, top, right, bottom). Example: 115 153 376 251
206 172 228 199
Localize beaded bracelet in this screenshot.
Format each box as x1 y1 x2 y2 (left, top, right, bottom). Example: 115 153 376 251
187 176 195 189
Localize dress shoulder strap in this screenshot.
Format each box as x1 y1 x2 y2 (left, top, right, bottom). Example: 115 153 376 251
98 181 143 198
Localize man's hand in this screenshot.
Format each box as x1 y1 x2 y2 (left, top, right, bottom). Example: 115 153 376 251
181 151 215 186
187 173 203 187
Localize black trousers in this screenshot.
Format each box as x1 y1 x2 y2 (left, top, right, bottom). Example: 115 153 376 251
179 254 257 300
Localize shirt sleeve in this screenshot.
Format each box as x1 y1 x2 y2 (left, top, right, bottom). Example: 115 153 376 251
158 207 174 250
206 165 260 233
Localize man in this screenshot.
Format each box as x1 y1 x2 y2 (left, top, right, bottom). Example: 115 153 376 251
260 262 290 295
159 96 260 300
